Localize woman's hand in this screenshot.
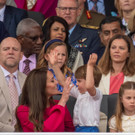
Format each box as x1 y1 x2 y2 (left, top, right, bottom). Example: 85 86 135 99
58 77 73 107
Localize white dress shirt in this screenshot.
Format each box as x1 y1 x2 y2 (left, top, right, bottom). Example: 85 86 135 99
70 86 102 127
87 0 105 15
0 65 21 96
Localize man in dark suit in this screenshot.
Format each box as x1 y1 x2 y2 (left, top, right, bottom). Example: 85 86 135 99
56 0 101 64
0 21 9 42
0 0 27 37
104 0 117 16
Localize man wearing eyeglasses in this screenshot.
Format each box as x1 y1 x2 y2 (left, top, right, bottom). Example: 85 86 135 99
16 18 43 75
56 0 101 64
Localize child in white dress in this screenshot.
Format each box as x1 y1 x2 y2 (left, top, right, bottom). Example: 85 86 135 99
109 81 135 132
70 53 103 132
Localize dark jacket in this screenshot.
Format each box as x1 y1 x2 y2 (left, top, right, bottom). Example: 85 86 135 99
4 5 28 37
68 24 101 64
0 21 9 42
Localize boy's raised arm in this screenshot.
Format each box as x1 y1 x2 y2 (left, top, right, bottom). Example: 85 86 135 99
86 53 97 96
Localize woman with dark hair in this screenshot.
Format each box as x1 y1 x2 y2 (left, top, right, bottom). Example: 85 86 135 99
15 67 75 132
98 34 135 95
42 16 84 73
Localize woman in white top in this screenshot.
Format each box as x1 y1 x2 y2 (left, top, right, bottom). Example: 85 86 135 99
98 34 135 95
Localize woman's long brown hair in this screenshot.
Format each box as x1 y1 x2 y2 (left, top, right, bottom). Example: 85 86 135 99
15 67 55 131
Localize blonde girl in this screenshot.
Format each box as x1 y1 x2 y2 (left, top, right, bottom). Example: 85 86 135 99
109 81 135 132
37 39 77 92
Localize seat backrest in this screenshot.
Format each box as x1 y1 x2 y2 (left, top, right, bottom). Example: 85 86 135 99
53 95 76 118
108 93 118 120
100 94 118 132
99 111 107 132
100 95 108 116
27 11 45 26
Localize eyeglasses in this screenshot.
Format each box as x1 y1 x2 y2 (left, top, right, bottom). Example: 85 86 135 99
58 7 78 12
23 35 44 42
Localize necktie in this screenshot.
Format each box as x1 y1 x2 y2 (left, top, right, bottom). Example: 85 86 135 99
23 59 31 75
8 74 18 126
91 0 98 12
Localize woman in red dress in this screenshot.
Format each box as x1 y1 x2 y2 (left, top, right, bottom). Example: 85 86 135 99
15 67 75 132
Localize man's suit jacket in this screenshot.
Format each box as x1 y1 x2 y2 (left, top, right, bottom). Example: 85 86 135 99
104 0 117 16
68 24 101 64
0 68 26 131
98 72 135 95
4 5 28 37
0 21 9 42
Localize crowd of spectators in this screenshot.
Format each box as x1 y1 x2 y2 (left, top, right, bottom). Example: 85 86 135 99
0 0 135 133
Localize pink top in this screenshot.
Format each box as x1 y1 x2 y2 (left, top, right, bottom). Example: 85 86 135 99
14 0 58 18
17 101 75 132
109 72 124 95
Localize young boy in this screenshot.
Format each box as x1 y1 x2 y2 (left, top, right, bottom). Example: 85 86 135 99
70 53 103 132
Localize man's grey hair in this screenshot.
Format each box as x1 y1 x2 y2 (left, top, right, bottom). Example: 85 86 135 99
16 18 40 36
57 0 79 7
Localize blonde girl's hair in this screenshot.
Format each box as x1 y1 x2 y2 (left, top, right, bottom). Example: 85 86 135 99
128 9 135 33
114 0 123 18
37 40 73 77
114 81 135 131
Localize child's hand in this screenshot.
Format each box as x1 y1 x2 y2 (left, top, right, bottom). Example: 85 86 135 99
48 49 58 68
87 53 98 66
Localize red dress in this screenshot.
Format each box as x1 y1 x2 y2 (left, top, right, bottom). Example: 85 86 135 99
14 0 57 18
16 101 75 132
109 72 124 95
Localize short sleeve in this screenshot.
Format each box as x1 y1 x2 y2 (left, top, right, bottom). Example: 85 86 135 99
92 87 103 100
109 116 117 130
69 86 79 98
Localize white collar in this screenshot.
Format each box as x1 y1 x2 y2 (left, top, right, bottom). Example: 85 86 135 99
0 65 18 78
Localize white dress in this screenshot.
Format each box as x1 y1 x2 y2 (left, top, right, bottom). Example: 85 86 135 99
109 114 135 132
